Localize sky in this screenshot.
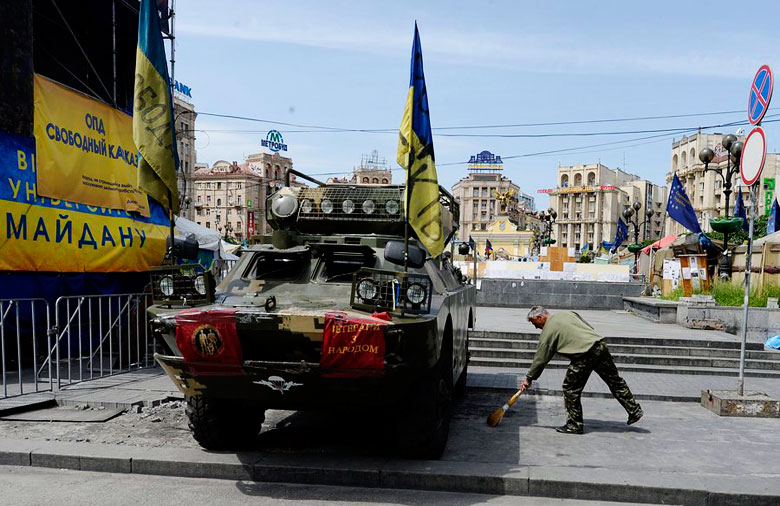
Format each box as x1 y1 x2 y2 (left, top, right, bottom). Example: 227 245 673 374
173 0 780 209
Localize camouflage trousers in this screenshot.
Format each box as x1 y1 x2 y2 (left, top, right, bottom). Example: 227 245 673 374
562 341 641 429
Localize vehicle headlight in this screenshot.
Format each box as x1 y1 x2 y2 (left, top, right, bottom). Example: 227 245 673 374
321 199 334 214
342 199 355 214
356 279 377 301
193 275 206 295
159 275 174 297
300 199 313 214
385 200 399 215
362 199 375 214
406 282 426 304
271 193 298 218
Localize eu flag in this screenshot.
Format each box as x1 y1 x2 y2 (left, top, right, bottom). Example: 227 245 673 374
468 235 476 251
134 0 179 213
613 218 628 251
397 23 443 257
666 173 701 234
768 197 780 235
733 190 748 231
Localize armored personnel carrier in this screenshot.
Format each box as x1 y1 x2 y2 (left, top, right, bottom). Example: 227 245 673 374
148 176 475 458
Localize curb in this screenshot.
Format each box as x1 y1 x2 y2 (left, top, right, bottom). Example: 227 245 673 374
1 438 779 505
468 385 700 403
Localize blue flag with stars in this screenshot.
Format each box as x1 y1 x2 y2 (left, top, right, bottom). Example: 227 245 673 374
768 197 779 236
667 173 702 234
614 218 628 251
733 190 748 232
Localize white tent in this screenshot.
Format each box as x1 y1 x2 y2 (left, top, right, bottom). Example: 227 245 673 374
174 216 229 261
753 230 780 247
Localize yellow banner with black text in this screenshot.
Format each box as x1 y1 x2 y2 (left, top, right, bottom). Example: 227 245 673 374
33 74 151 217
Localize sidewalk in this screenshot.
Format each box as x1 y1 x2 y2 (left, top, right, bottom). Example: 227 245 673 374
1 307 778 504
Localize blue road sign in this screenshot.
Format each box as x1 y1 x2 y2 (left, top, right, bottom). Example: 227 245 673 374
748 65 773 125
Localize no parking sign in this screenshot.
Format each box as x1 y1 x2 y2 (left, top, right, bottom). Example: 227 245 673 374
748 65 773 125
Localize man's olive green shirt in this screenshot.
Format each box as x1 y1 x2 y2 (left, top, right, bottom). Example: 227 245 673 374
526 311 604 380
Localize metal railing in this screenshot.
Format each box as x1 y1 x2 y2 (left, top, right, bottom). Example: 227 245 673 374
215 259 237 283
0 298 52 398
37 293 154 390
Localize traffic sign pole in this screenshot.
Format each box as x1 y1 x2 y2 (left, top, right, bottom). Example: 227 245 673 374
738 183 757 396
736 64 773 396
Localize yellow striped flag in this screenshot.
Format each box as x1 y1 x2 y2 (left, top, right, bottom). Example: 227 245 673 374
133 0 179 213
397 23 443 258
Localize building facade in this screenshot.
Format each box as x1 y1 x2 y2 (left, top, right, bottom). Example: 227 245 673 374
451 151 535 239
546 163 666 251
174 96 197 220
664 132 780 236
326 150 393 185
192 152 295 240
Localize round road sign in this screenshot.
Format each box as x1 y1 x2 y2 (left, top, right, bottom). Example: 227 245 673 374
740 126 767 186
748 65 773 125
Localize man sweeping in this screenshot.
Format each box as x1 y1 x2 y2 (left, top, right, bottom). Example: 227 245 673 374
520 306 643 434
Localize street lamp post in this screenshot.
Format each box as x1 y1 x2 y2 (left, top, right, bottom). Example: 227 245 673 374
699 134 744 278
623 200 654 274
538 208 557 249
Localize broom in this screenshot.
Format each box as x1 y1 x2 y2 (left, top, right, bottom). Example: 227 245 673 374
486 386 526 427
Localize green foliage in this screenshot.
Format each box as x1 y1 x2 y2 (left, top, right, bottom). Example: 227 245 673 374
661 287 684 301
577 254 592 263
708 280 779 307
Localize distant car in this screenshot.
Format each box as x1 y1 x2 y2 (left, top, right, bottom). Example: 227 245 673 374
148 180 475 459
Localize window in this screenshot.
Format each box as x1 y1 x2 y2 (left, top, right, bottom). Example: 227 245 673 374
197 221 201 226
237 196 242 205
252 250 311 281
363 177 370 183
217 198 221 206
206 222 210 228
206 196 212 204
318 248 376 282
382 178 388 184
372 178 379 183
196 209 202 216
217 182 222 190
227 209 232 216
472 188 479 197
197 183 202 190
197 196 201 203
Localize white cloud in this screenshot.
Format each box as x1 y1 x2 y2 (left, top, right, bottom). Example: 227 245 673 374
177 19 764 79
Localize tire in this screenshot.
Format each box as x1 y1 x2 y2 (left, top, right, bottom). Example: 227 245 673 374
454 335 469 398
186 395 265 450
394 334 453 459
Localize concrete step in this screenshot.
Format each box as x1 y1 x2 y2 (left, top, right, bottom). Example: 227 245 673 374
469 356 780 378
469 338 780 361
469 347 780 371
469 330 766 351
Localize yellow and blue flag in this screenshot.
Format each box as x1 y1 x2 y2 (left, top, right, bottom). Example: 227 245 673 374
134 0 179 213
397 23 443 258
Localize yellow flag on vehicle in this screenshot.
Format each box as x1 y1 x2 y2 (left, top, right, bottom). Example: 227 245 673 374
133 0 179 213
397 23 443 258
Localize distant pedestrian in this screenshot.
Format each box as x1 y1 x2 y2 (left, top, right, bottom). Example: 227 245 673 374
519 306 643 434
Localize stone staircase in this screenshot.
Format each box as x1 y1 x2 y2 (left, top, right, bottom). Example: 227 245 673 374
468 330 780 378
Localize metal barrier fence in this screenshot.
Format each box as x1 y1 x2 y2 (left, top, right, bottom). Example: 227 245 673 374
215 259 237 283
0 298 52 398
47 293 154 389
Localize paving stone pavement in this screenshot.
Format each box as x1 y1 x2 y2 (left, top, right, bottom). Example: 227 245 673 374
474 306 764 343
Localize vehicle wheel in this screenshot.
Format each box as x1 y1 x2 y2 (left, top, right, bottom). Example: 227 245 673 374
185 395 265 450
454 335 469 398
394 338 453 459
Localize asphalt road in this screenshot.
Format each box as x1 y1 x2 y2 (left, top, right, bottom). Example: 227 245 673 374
0 466 668 506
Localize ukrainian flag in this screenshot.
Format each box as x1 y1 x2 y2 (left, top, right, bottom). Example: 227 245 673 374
397 23 443 258
134 0 179 213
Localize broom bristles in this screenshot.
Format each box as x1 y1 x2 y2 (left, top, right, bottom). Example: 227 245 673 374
486 407 505 427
